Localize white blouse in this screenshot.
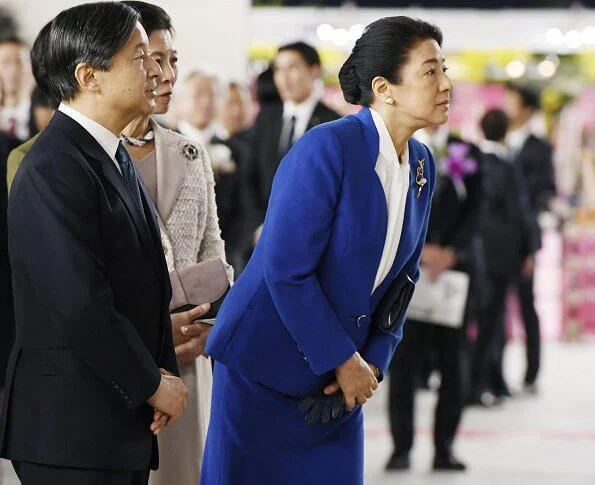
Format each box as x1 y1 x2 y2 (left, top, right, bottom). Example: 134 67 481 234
370 108 411 293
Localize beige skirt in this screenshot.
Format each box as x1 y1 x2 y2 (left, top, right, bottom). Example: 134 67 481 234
149 356 213 485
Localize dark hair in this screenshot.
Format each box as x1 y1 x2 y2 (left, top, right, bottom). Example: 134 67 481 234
480 108 509 142
277 41 320 67
30 21 52 99
255 67 281 105
37 2 139 102
28 86 59 136
123 1 173 37
0 35 24 47
506 83 540 110
339 16 443 107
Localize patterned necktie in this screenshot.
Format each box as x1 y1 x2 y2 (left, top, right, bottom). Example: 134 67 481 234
115 141 147 223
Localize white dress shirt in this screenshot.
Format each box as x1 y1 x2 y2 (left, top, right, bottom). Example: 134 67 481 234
370 108 410 293
479 139 510 161
0 98 31 140
507 123 531 158
58 103 121 173
282 91 320 143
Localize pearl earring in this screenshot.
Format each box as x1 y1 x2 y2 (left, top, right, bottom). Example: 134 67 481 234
386 97 394 106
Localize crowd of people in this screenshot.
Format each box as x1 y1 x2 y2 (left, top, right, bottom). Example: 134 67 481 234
0 2 556 485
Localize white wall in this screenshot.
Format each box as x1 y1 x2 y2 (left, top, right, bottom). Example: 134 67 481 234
249 6 595 54
3 0 250 81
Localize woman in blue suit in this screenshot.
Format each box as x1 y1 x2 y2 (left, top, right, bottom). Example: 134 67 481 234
202 16 453 485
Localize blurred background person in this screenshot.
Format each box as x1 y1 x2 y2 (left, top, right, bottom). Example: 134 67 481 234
177 70 246 272
241 41 339 249
219 81 251 139
254 66 281 106
469 108 540 406
0 36 29 141
121 4 233 484
504 83 556 393
386 124 482 472
7 86 58 190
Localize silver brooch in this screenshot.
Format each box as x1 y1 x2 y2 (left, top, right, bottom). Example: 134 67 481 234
182 143 199 160
416 158 427 198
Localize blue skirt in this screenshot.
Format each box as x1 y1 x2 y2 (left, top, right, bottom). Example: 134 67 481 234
200 363 364 485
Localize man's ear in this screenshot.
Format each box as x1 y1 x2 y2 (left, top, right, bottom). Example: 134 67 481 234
74 62 100 95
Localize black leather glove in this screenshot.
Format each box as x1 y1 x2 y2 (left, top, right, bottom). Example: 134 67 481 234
298 386 345 425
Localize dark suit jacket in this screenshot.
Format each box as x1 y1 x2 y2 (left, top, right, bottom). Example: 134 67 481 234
0 134 21 389
425 136 482 273
211 133 250 268
0 112 177 471
480 151 539 280
242 101 339 236
513 134 555 214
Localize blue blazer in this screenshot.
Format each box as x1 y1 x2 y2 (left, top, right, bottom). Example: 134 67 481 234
207 107 435 397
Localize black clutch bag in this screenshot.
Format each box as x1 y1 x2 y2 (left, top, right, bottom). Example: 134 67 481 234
372 272 416 333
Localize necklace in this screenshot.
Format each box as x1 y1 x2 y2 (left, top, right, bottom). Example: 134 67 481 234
121 130 155 147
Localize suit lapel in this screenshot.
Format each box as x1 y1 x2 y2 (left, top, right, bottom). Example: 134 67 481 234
306 102 325 131
268 104 284 172
355 108 428 296
100 156 163 277
153 119 187 222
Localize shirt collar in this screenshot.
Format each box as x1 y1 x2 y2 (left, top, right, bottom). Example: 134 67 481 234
178 120 218 145
507 123 531 154
58 103 120 162
414 125 449 154
479 139 510 160
283 90 319 120
370 108 409 165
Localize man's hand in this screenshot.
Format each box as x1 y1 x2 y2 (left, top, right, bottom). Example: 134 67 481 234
332 352 378 412
421 244 456 281
147 369 188 427
522 255 535 279
175 323 212 363
171 304 210 347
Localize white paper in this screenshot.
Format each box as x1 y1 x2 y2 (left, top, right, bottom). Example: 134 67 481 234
407 269 470 328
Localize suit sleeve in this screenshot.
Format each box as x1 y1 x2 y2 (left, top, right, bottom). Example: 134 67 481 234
360 150 436 379
263 128 357 376
9 152 161 409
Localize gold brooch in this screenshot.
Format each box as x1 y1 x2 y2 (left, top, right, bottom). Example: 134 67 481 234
416 158 427 198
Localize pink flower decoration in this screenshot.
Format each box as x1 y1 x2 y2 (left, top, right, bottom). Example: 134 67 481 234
441 142 478 183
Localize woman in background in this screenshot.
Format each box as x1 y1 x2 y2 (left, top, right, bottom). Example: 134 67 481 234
122 3 232 484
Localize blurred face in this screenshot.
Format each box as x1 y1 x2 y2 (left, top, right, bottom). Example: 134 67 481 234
181 75 217 129
0 42 25 97
33 106 55 132
148 29 178 115
273 50 319 104
388 39 453 129
504 90 531 128
94 23 161 122
221 85 248 135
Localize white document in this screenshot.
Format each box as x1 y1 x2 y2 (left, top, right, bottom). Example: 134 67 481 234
407 269 470 328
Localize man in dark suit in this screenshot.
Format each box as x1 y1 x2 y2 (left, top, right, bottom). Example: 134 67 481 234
242 41 339 246
386 125 482 472
470 109 540 405
0 4 189 485
505 84 556 392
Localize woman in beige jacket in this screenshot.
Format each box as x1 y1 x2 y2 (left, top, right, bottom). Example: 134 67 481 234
121 3 233 484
